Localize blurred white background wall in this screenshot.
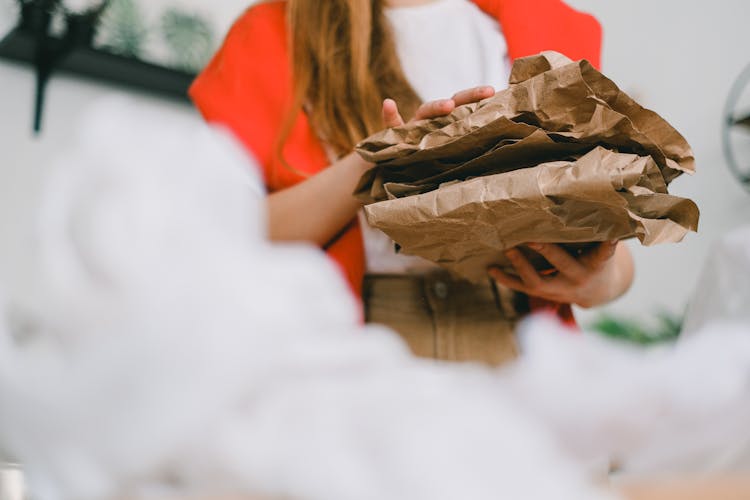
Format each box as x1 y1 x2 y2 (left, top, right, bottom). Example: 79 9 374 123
566 0 750 323
1 0 749 323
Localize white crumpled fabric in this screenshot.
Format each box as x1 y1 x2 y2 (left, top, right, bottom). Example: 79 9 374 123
0 98 608 500
0 97 747 500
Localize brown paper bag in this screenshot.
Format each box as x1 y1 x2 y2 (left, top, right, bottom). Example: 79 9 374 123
363 147 699 283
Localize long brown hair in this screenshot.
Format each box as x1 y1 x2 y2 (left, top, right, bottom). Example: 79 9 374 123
277 0 420 162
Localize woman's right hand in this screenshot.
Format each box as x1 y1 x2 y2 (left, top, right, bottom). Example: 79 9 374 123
268 86 496 246
382 85 495 127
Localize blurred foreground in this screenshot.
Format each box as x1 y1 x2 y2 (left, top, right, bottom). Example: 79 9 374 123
0 98 748 500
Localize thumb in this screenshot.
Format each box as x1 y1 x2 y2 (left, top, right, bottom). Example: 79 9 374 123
382 98 404 128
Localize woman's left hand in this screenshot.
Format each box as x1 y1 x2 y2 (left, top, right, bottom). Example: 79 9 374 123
382 85 495 127
488 241 634 309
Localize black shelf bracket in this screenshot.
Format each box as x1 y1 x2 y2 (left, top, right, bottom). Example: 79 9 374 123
0 11 195 133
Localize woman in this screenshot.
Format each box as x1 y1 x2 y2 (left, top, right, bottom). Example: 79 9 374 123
190 0 634 364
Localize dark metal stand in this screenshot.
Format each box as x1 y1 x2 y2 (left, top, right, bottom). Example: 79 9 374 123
0 3 195 134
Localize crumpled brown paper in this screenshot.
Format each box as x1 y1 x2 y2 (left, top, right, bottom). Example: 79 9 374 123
364 147 698 282
356 51 694 203
354 52 699 283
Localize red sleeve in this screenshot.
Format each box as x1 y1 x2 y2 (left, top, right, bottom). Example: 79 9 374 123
189 2 365 297
472 0 603 69
188 1 328 191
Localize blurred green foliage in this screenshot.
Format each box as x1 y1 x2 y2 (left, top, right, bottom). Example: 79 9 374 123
590 311 683 346
94 0 215 72
96 0 147 58
160 7 213 73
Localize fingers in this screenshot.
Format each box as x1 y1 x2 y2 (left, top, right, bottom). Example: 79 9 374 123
382 98 404 128
527 243 587 283
490 242 622 308
451 85 495 106
488 251 554 300
387 86 494 127
580 241 619 271
393 86 494 126
489 248 570 304
413 98 455 120
503 248 543 288
384 97 455 125
488 266 529 294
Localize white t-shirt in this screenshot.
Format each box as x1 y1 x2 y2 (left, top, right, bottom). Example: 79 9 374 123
361 0 511 274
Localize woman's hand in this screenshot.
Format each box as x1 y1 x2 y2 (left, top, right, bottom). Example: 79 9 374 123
382 85 495 127
488 241 635 308
267 86 495 246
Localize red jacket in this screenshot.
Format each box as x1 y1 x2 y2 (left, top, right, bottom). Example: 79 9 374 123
190 0 602 321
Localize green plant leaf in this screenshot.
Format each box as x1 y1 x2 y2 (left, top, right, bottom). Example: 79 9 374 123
590 310 683 346
160 7 214 73
95 0 146 58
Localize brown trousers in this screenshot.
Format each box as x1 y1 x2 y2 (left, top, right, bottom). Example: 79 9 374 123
363 271 525 366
